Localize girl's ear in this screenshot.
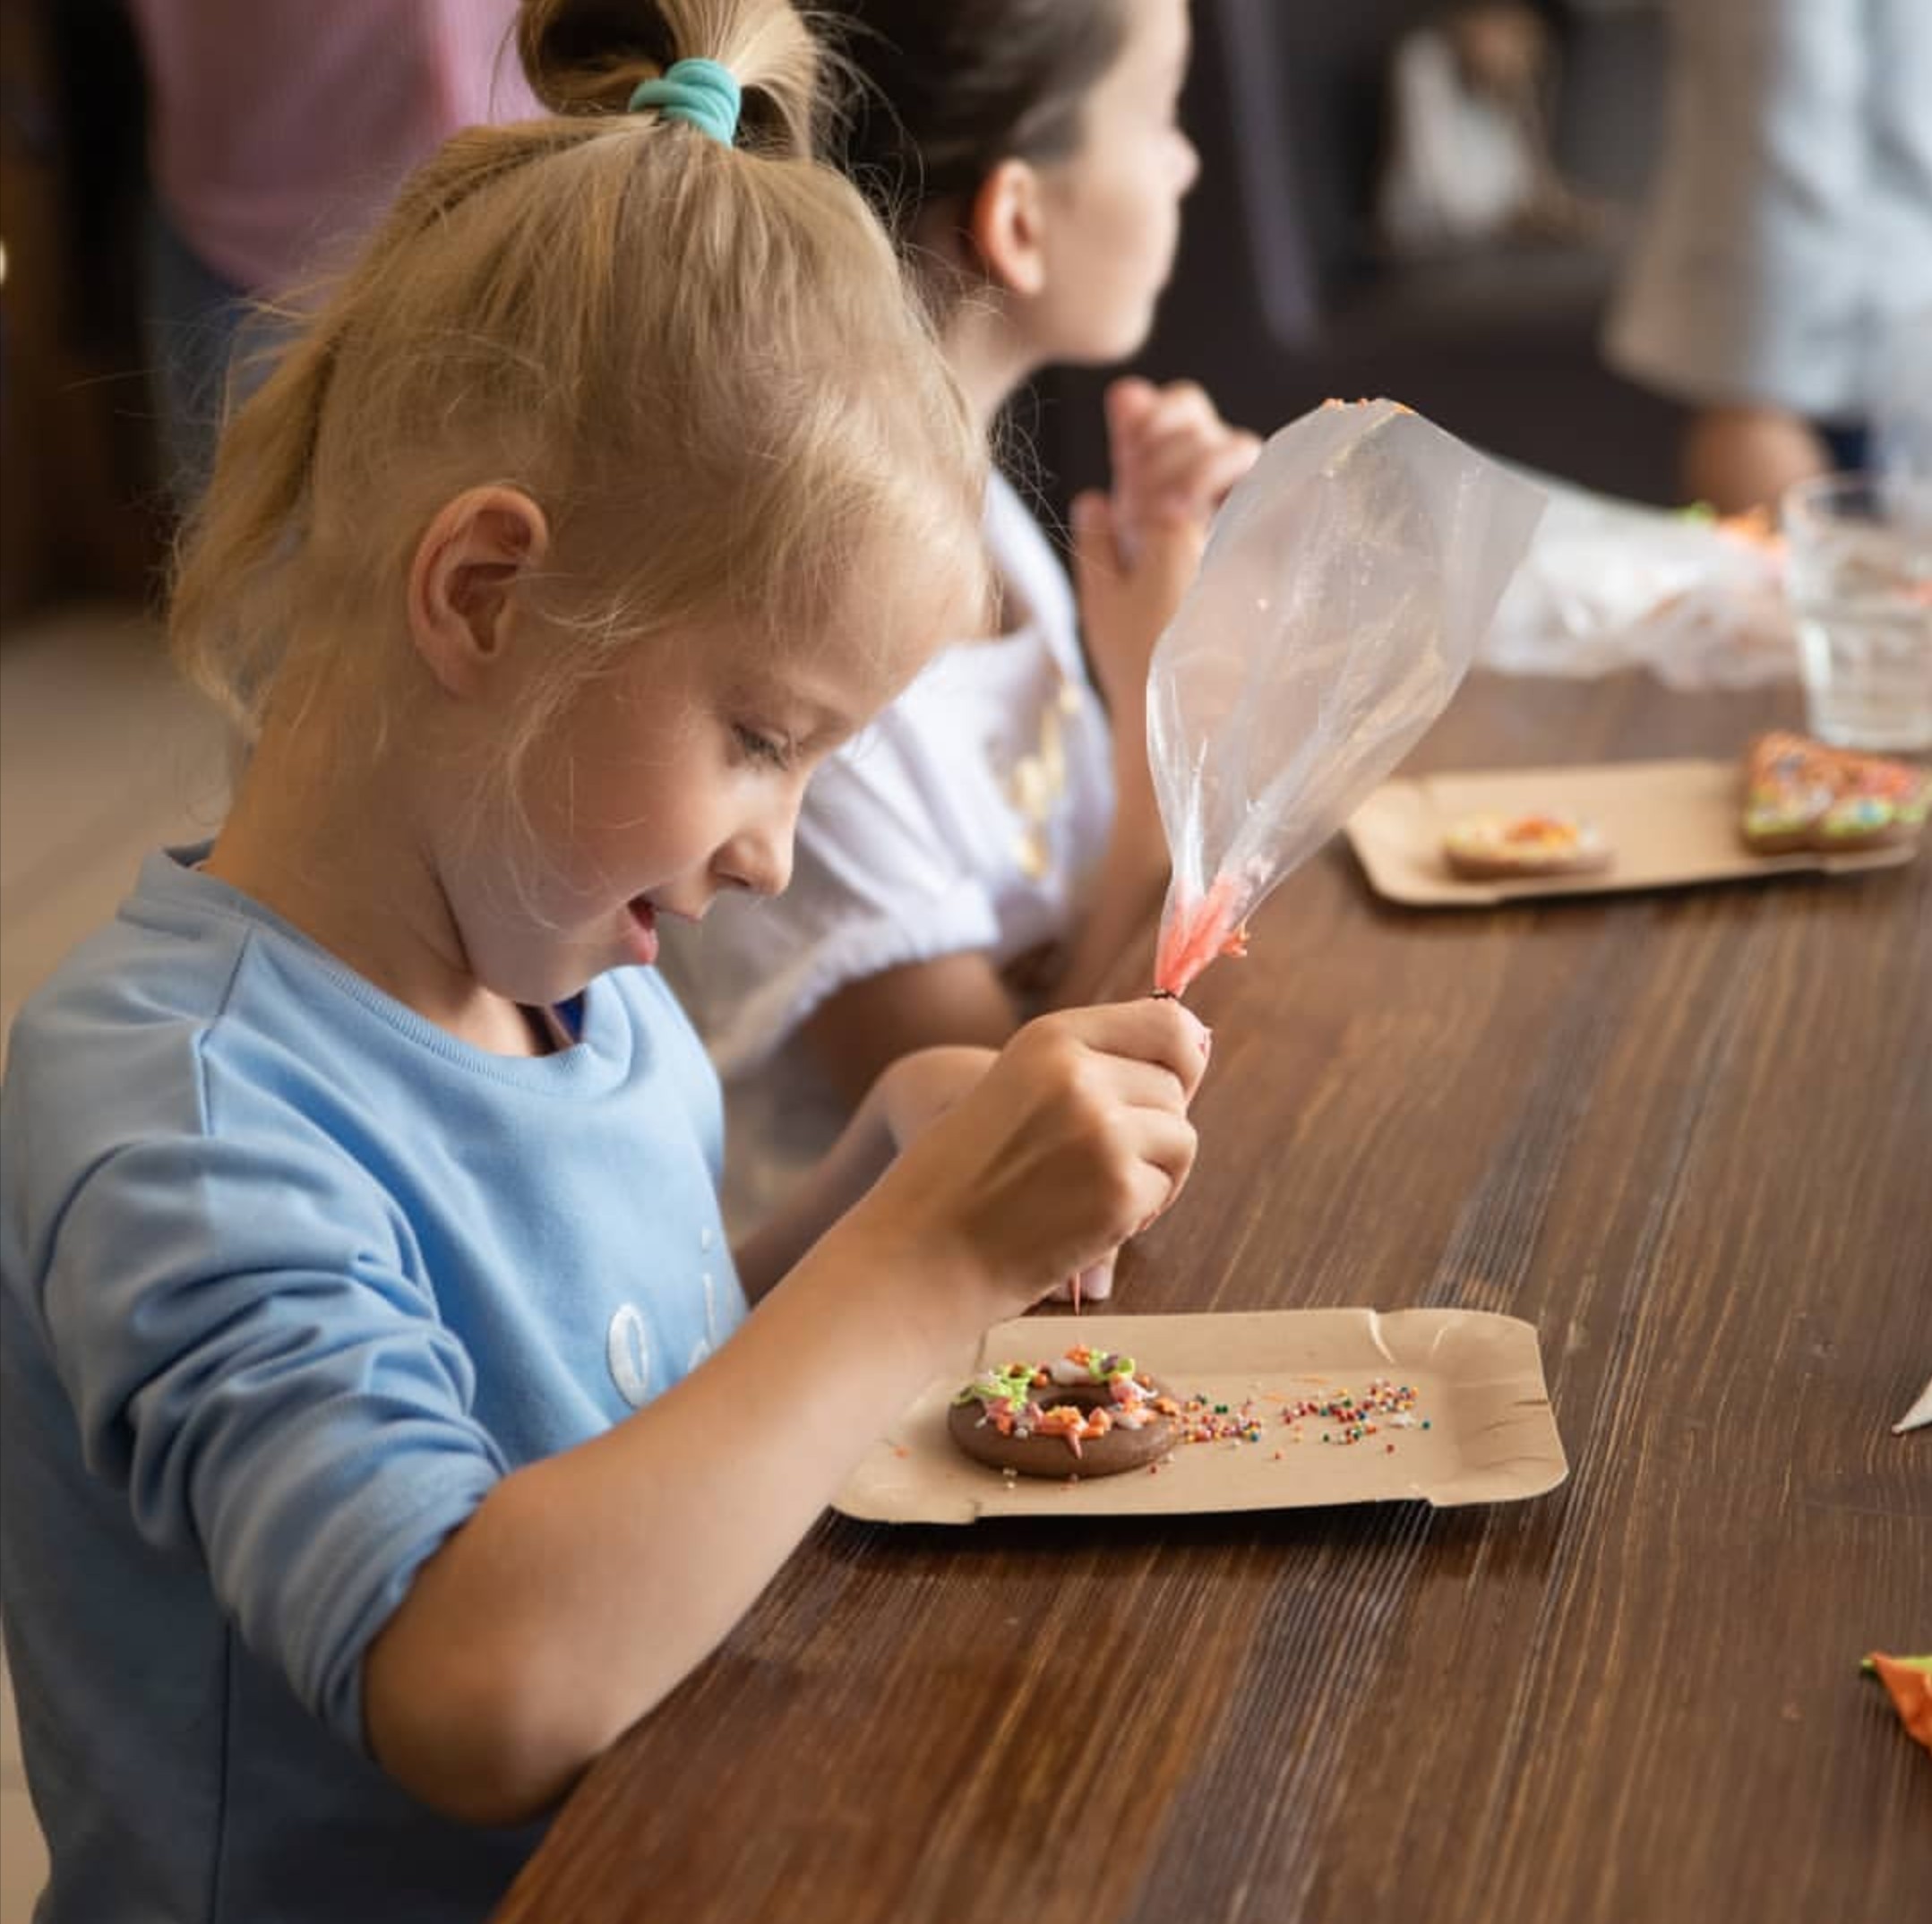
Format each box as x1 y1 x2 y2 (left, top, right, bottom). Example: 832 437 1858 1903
966 158 1050 297
408 486 551 699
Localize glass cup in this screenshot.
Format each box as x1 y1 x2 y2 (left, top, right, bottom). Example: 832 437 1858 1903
1782 471 1932 753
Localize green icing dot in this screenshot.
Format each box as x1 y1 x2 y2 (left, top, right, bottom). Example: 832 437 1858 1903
954 1363 1038 1408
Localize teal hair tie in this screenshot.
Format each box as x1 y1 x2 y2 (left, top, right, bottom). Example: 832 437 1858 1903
627 58 742 145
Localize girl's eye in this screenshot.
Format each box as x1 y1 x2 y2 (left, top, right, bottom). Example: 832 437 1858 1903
733 723 793 770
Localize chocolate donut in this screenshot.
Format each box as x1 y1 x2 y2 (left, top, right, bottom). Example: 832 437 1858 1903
947 1348 1175 1480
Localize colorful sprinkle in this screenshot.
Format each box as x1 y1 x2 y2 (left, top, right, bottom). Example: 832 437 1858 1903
1157 1378 1433 1459
1276 1379 1425 1448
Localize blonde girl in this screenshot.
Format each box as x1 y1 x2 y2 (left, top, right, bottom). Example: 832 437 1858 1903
0 2 1206 1916
666 0 1255 1265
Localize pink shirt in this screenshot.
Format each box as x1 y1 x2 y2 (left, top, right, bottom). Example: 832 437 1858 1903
129 1 543 293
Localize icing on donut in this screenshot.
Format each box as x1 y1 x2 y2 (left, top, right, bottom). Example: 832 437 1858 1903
948 1347 1176 1480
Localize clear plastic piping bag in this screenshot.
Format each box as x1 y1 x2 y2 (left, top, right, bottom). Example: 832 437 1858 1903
1149 399 1548 995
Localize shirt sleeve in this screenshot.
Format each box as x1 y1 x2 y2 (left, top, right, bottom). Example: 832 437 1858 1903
38 1124 504 1755
676 719 1005 1076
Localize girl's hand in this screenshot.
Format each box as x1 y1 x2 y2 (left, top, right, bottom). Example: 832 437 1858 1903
1072 381 1258 722
1106 376 1261 547
875 1047 1118 1303
861 999 1210 1319
1682 404 1831 516
1071 486 1204 723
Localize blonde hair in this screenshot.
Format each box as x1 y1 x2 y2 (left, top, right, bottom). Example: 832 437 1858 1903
168 0 986 782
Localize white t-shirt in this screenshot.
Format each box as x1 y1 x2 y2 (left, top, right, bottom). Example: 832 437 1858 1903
663 471 1117 1232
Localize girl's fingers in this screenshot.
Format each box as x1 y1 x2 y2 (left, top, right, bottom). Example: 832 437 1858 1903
1110 381 1212 502
1126 514 1208 608
1131 421 1259 507
1123 384 1220 453
1200 434 1263 505
1082 1052 1202 1117
1121 1108 1200 1215
1105 376 1160 440
1151 426 1261 498
1076 1258 1116 1301
1046 1256 1117 1305
1104 383 1159 496
1070 486 1121 561
1069 487 1125 586
1134 379 1213 425
1119 419 1217 496
1051 998 1211 1104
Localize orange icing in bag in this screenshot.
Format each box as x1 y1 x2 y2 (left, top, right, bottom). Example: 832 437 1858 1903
1153 877 1249 1001
1148 399 1547 997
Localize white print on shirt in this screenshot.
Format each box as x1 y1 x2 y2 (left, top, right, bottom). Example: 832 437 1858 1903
606 1304 654 1409
686 1271 719 1374
1001 673 1086 880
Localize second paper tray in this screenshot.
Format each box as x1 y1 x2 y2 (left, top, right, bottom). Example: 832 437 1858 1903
1346 757 1917 906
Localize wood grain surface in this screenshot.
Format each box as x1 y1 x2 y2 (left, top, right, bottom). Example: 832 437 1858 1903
494 672 1931 1924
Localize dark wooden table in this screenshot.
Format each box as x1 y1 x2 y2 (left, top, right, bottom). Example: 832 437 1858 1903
495 672 1931 1924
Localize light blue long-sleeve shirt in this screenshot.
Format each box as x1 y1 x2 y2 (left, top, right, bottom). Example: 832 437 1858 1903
1 846 744 1921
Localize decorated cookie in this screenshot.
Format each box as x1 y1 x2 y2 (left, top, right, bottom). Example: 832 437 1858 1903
1442 812 1611 880
948 1348 1176 1480
1741 732 1931 855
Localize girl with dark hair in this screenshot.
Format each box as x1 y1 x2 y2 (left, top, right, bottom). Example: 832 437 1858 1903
670 0 1256 1276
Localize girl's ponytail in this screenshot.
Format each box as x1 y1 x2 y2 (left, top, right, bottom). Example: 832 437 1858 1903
518 0 822 156
168 308 344 732
167 0 986 768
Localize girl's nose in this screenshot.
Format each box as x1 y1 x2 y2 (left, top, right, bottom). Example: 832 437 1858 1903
715 812 794 899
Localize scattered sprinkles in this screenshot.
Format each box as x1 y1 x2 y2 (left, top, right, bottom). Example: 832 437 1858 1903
1158 1378 1430 1460
1281 1379 1421 1446
988 1373 1437 1480
1167 1392 1268 1445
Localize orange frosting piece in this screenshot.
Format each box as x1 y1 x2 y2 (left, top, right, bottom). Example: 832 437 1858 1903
1868 1653 1932 1753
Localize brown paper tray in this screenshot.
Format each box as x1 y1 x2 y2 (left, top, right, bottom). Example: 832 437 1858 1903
1346 757 1918 906
832 1308 1566 1525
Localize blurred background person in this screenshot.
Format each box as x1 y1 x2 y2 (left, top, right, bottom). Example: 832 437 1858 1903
1604 0 1932 512
127 0 540 502
1018 0 1685 514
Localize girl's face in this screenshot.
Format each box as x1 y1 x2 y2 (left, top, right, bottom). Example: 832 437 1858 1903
445 616 923 1010
1027 0 1199 365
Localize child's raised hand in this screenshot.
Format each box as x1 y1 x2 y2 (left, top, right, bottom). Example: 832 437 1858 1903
862 999 1209 1319
1105 375 1261 547
1070 485 1205 722
1071 381 1258 724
